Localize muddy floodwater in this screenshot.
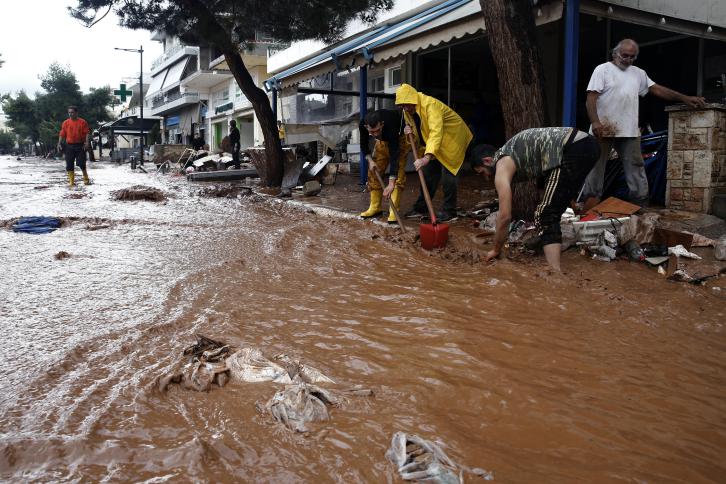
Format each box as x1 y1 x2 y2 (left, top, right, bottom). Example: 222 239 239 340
1 156 725 482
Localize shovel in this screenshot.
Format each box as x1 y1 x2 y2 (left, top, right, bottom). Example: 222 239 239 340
406 131 449 249
369 159 406 233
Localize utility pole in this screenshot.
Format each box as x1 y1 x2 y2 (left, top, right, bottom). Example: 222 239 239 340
115 45 145 165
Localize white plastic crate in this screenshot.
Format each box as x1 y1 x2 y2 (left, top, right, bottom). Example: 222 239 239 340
572 217 631 244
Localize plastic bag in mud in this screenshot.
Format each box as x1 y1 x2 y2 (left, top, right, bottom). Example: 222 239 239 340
713 236 726 261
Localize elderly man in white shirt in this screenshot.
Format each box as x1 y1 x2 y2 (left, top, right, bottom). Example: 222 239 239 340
580 38 705 208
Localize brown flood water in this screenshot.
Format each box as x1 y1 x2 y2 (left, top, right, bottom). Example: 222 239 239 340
0 156 725 482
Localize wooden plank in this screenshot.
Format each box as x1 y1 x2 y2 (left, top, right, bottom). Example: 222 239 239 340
187 168 258 182
587 196 642 218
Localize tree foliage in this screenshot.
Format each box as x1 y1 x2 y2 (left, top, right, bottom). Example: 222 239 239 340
1 64 113 154
2 91 39 144
0 130 16 152
69 0 393 185
0 53 4 69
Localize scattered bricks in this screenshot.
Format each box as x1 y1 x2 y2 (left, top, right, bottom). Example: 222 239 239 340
689 110 716 128
671 188 684 201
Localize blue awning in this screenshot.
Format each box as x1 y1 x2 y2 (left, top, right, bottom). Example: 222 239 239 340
264 0 475 91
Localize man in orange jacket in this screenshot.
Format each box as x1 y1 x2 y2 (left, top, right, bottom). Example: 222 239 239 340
57 105 91 186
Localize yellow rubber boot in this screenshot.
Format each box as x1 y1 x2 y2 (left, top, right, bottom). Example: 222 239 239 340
67 171 75 186
360 189 383 218
82 169 91 185
387 187 402 223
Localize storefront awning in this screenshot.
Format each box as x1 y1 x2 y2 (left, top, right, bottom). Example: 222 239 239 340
265 0 567 90
98 116 160 135
265 0 475 90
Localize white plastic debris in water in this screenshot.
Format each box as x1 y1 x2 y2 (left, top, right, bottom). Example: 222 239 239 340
560 207 577 223
715 236 726 261
481 211 498 231
603 230 618 247
668 245 702 260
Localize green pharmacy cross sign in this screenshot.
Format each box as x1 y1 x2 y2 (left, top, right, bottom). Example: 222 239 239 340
114 83 133 102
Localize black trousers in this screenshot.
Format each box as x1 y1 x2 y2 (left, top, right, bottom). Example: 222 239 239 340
536 136 600 245
412 158 457 216
64 143 87 171
232 149 240 169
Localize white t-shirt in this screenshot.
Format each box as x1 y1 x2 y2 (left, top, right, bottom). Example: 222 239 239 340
587 62 655 137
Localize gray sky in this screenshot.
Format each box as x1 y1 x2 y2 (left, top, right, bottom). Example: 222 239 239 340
0 0 162 99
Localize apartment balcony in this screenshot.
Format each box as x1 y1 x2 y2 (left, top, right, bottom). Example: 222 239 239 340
182 69 234 90
208 43 273 70
151 45 198 73
150 91 200 116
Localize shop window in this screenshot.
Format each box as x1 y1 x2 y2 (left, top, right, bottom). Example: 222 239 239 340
370 76 384 92
387 66 402 88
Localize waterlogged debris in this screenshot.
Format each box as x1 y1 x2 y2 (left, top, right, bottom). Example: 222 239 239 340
226 347 293 384
54 251 71 260
668 244 702 260
11 216 61 234
159 336 336 391
111 185 167 202
386 432 493 483
158 335 232 392
264 383 335 432
195 184 252 198
260 383 373 433
274 353 336 384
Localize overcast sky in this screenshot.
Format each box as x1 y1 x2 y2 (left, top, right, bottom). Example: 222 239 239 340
0 0 162 100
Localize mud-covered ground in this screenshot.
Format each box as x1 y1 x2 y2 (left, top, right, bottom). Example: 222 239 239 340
0 156 724 482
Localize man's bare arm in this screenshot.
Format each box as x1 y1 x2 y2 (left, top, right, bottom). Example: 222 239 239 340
649 84 706 108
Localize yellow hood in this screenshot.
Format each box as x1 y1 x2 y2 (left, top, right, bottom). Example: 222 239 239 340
395 84 419 105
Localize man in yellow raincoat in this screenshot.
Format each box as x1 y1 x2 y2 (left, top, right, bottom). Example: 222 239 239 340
395 84 473 221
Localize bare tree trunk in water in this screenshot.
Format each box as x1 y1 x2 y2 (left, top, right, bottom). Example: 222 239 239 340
479 0 548 219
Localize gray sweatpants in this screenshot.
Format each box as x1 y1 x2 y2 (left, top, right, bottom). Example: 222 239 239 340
579 137 648 204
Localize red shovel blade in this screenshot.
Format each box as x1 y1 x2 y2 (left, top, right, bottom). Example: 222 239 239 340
419 222 449 250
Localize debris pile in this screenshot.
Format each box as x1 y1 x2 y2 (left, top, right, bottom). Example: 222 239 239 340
111 185 167 202
159 335 372 433
386 432 493 482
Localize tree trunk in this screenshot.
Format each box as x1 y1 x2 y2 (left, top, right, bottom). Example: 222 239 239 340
181 0 284 187
479 0 548 220
224 51 284 187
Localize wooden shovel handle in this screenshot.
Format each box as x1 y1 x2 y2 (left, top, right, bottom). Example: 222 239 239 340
406 131 437 225
370 162 406 233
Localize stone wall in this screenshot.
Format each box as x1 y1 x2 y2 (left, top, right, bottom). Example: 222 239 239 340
666 104 726 213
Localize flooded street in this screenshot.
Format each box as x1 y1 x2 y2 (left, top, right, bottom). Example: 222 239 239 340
1 156 725 482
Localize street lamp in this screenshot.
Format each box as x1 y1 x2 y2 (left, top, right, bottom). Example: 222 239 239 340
114 45 144 165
